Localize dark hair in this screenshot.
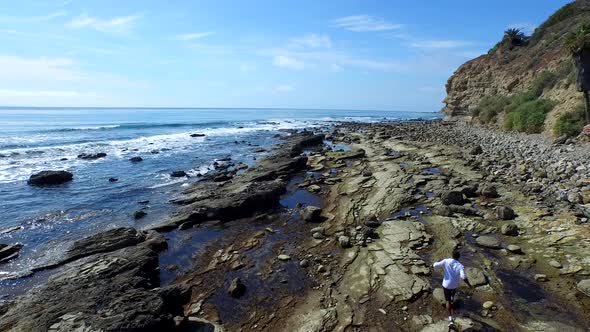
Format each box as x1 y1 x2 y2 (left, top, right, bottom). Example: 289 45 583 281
452 250 460 260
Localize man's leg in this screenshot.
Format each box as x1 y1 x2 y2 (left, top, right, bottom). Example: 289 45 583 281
443 288 456 323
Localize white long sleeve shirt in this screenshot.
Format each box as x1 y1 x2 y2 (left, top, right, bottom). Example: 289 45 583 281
433 258 466 289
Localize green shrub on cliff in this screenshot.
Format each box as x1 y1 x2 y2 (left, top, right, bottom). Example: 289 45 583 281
475 70 558 131
473 95 509 123
531 71 557 96
503 98 556 133
554 103 586 137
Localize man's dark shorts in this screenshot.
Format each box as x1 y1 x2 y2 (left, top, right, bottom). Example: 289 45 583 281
443 287 456 302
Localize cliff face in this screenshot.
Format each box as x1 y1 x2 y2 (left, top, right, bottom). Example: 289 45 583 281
443 0 590 135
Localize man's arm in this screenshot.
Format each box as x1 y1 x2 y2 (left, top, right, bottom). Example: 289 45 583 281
432 259 445 268
460 267 473 288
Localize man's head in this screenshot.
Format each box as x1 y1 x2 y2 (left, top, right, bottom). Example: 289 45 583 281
452 250 460 260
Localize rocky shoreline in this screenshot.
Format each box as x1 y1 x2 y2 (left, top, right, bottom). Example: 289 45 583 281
1 122 590 331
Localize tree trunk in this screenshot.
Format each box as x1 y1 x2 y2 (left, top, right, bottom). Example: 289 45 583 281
585 90 590 124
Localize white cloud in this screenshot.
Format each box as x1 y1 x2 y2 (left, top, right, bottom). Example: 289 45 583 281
66 13 141 34
175 32 213 41
507 22 537 35
290 34 332 48
0 89 99 98
275 85 294 92
332 15 403 32
0 11 66 23
410 40 474 49
273 55 305 70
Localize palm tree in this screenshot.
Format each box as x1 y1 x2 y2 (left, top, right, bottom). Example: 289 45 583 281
504 28 526 48
566 23 590 123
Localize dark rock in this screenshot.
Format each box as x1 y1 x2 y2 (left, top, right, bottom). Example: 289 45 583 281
479 183 499 198
77 152 107 160
496 206 516 220
449 204 480 216
469 145 483 155
0 246 177 331
433 205 453 217
364 217 381 228
301 206 322 223
129 156 143 163
170 170 188 178
441 190 465 205
108 177 119 182
290 134 325 156
134 210 147 219
0 243 23 263
362 170 373 177
214 174 233 182
338 236 351 248
190 133 206 137
501 223 519 236
27 170 73 186
66 228 148 261
228 277 246 298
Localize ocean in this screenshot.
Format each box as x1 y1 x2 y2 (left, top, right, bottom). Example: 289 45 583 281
0 107 439 287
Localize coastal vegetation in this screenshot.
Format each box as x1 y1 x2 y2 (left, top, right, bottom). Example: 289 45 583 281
472 70 557 133
554 102 586 137
566 22 590 123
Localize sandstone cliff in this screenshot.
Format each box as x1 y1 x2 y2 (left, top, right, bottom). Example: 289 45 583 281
443 0 590 136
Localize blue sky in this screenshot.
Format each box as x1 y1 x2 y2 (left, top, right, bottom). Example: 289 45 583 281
0 0 570 110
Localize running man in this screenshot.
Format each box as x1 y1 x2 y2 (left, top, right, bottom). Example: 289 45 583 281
432 250 472 325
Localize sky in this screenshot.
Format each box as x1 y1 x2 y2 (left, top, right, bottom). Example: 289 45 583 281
0 0 571 111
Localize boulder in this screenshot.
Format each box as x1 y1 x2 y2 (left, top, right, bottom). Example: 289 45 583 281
301 206 322 223
496 206 516 220
501 223 519 236
441 190 465 206
27 171 73 186
432 288 446 305
338 236 351 248
577 279 590 297
465 267 487 286
129 156 143 163
469 145 483 155
108 177 118 182
190 133 206 137
170 171 188 178
475 235 501 249
478 183 499 198
568 192 584 204
506 244 523 254
77 152 107 160
548 260 562 269
134 210 147 220
228 277 246 298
